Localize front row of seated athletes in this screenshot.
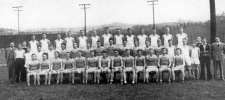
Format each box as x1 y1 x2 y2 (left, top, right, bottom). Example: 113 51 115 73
25 45 189 86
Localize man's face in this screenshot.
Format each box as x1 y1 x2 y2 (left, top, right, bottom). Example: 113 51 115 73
215 37 220 42
18 44 22 49
42 54 47 60
179 28 183 33
61 44 66 50
73 43 78 49
176 49 181 55
109 40 113 45
197 37 201 42
10 42 15 48
153 29 157 34
91 51 95 56
31 54 37 61
54 52 59 58
103 52 107 57
150 49 154 55
42 34 47 39
166 27 170 33
32 35 36 40
49 45 54 50
202 39 207 44
37 46 41 51
162 49 167 54
57 34 61 39
97 42 101 47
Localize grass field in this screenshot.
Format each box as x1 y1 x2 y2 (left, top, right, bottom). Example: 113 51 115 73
0 66 225 100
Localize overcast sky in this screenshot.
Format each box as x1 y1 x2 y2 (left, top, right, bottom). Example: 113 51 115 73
0 0 225 30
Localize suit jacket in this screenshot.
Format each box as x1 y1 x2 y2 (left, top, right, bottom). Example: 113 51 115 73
199 43 211 58
211 42 225 61
5 47 16 64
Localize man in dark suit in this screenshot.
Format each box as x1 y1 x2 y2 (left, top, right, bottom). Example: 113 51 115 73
199 38 211 80
211 37 225 80
5 42 16 83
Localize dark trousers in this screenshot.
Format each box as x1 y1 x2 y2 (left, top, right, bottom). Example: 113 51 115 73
7 60 15 83
200 56 211 80
15 58 25 82
213 60 224 79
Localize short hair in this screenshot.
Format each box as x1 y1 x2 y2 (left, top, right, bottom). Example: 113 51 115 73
42 53 48 59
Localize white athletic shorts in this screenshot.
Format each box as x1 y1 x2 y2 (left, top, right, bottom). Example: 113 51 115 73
112 67 122 72
191 58 200 65
124 67 134 72
86 68 99 73
159 65 170 72
184 56 192 66
75 68 85 73
136 66 145 72
146 66 158 72
38 70 49 75
172 65 185 72
101 68 110 72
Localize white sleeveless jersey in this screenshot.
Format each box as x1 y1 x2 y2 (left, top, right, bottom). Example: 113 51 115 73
167 46 175 58
40 39 50 52
55 39 63 51
163 34 172 47
181 45 191 58
79 36 87 50
149 34 160 48
65 37 74 51
91 36 99 48
29 40 38 52
24 52 32 65
103 34 112 47
138 34 147 49
48 50 55 61
127 35 134 49
176 33 187 47
191 47 199 59
115 35 123 47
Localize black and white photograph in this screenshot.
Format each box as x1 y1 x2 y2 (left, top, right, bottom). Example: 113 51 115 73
0 0 225 100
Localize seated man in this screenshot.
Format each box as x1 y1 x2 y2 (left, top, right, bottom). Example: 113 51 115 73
135 50 146 83
74 51 86 84
25 53 40 86
123 50 135 84
145 48 159 83
61 52 75 84
111 50 123 84
172 48 185 82
99 51 111 83
158 48 172 83
37 53 51 85
48 51 62 85
86 51 100 84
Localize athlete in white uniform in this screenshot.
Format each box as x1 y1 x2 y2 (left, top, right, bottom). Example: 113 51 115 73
102 30 112 47
126 29 135 49
78 34 88 50
24 48 32 67
48 45 56 62
29 35 38 53
55 34 64 52
167 39 175 61
137 29 147 49
91 31 100 49
191 43 200 79
25 53 39 86
172 48 185 82
176 27 188 47
163 27 173 47
64 32 75 51
115 30 124 48
149 29 160 49
181 38 192 79
36 46 43 62
40 33 50 53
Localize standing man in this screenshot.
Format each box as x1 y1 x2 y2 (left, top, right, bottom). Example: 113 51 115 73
5 42 16 83
162 27 173 47
65 32 75 51
40 33 50 53
102 29 112 47
14 43 25 83
137 29 147 49
126 28 135 49
176 27 188 47
78 31 88 50
211 37 225 80
91 30 100 49
55 33 63 52
115 29 124 48
149 28 160 49
199 38 211 80
29 35 38 53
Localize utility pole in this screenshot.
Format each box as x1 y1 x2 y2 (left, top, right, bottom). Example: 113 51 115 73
12 6 23 34
79 3 90 36
147 0 158 29
209 0 216 43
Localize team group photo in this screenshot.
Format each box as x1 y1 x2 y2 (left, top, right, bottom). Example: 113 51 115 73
1 0 225 100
